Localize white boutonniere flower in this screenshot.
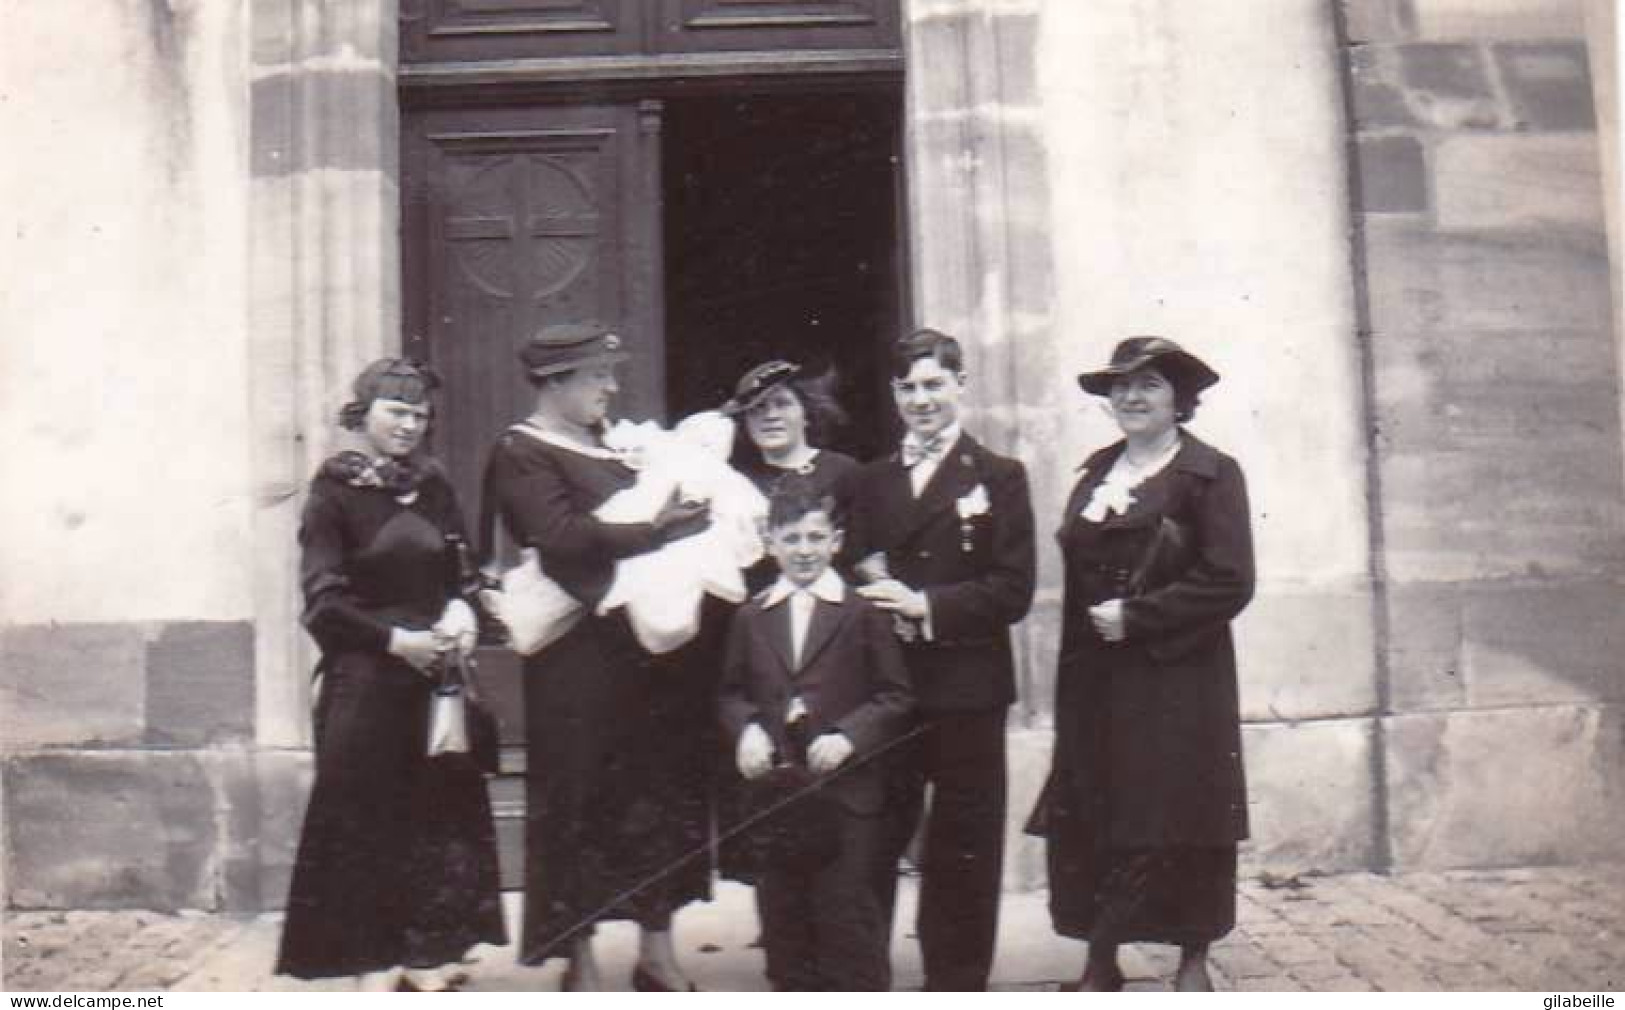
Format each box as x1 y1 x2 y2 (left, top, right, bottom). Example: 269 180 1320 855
956 484 991 519
956 484 991 554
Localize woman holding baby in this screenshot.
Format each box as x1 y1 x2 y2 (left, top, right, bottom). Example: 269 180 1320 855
481 322 716 991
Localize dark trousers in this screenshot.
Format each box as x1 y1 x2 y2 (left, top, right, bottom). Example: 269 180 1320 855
874 708 1008 991
758 809 889 991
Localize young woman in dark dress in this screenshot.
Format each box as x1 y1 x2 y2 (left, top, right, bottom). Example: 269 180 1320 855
276 358 506 991
1035 337 1254 992
482 323 714 991
722 360 860 594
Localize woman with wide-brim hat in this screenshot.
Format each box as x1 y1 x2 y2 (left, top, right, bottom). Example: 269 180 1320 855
1031 336 1255 992
482 322 716 991
276 358 506 991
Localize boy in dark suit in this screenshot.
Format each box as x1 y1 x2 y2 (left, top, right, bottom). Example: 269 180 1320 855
719 482 913 991
844 328 1037 991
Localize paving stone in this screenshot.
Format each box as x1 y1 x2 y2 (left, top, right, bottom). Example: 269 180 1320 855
6 867 1625 991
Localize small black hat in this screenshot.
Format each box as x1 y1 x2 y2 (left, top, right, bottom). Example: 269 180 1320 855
520 321 628 379
1077 336 1220 398
722 360 802 415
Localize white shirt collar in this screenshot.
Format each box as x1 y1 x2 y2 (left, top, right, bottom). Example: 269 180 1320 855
762 568 846 609
903 421 962 455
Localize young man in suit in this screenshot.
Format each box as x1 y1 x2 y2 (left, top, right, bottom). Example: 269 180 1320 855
846 328 1037 991
719 482 914 991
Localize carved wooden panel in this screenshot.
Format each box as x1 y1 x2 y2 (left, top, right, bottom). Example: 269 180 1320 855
656 0 899 53
400 0 644 63
402 103 665 512
401 0 898 63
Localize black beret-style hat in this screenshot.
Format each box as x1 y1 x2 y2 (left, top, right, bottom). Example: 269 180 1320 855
1077 336 1220 398
722 360 802 415
520 321 629 379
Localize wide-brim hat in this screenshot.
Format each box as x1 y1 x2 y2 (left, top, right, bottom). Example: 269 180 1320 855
722 360 802 415
1077 336 1220 397
521 321 629 379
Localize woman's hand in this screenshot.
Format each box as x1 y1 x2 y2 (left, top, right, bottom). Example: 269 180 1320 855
388 628 445 674
652 488 711 543
433 599 479 660
1089 599 1127 642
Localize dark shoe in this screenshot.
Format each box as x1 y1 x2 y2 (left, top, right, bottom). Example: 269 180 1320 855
632 966 699 992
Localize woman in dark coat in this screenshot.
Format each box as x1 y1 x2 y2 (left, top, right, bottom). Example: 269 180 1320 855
1035 336 1254 992
276 358 506 991
482 322 714 991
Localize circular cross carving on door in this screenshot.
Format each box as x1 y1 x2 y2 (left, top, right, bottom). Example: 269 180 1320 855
525 153 600 302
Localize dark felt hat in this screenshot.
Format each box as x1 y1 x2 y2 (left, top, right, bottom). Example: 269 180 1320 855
520 321 628 379
722 360 802 415
1077 336 1220 398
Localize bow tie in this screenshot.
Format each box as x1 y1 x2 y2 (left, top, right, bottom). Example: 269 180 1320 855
901 433 946 468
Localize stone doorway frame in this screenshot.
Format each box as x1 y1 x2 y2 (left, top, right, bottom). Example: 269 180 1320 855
248 0 1051 747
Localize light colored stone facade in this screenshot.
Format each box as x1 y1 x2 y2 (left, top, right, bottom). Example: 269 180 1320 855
2 0 1621 909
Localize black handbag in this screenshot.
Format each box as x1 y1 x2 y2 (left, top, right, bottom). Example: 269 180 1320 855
1126 516 1194 597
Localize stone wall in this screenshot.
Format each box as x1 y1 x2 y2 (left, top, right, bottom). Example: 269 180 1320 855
0 0 291 910
1343 0 1625 869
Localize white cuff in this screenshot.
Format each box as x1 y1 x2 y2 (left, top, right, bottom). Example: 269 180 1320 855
920 591 935 642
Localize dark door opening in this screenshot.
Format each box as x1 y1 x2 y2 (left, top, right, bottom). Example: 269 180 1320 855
662 90 906 461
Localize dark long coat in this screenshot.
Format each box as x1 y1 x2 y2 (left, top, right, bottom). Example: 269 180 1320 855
482 430 718 965
1046 432 1254 847
276 461 506 979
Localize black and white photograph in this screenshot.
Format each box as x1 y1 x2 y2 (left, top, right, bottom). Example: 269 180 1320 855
2 0 1623 994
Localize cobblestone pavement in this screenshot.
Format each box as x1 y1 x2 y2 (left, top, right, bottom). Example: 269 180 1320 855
4 865 1622 992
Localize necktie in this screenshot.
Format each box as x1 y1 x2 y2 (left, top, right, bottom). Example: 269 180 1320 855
901 433 944 468
790 591 813 668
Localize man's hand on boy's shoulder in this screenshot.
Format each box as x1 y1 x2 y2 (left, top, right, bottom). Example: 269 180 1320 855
807 732 854 774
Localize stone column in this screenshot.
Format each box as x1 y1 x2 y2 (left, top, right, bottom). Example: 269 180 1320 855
249 0 403 749
1037 0 1379 875
1584 0 1624 471
900 0 1057 888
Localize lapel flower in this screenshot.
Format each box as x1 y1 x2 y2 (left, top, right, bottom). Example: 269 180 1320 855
1081 478 1137 523
956 484 991 519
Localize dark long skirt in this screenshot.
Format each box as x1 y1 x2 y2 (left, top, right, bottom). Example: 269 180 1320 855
277 652 507 979
518 603 724 965
1043 769 1236 945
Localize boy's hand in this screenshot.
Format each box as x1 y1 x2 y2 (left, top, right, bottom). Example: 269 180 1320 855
807 732 854 774
737 723 774 780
